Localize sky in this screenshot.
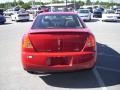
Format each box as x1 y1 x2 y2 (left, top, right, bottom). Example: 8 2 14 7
0 0 119 3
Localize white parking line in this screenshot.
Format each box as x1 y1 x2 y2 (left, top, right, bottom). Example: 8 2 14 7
96 66 120 73
92 67 107 90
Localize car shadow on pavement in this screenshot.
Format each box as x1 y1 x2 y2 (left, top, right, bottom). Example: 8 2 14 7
0 23 12 25
102 20 120 23
39 42 120 88
85 18 99 23
17 20 33 23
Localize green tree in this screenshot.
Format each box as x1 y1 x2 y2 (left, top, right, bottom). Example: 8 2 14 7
95 0 99 5
52 0 62 3
77 1 85 6
21 3 31 10
18 0 24 6
86 0 91 5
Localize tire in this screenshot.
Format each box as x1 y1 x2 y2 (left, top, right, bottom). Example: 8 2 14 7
88 17 91 21
27 71 36 74
26 19 29 22
15 17 18 22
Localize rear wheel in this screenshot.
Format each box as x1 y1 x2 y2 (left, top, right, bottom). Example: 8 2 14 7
15 17 18 22
27 71 37 74
88 17 91 21
102 20 105 22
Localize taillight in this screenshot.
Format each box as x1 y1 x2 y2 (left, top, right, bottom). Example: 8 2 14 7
83 35 96 51
22 35 34 52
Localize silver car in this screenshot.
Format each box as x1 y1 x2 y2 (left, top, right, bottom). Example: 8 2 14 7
77 9 91 21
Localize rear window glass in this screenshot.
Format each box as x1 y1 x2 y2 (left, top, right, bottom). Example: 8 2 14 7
31 14 84 29
104 10 115 14
117 10 120 12
78 10 89 13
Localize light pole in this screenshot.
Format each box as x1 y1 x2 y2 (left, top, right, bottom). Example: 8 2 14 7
66 0 67 7
74 0 76 10
50 0 53 12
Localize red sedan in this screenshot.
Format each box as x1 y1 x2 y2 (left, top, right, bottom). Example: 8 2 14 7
21 12 96 73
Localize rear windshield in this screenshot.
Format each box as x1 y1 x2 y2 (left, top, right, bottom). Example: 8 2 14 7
78 10 89 13
117 10 120 12
31 14 84 29
104 10 115 14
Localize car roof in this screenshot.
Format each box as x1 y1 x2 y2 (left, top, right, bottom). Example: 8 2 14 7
38 12 77 16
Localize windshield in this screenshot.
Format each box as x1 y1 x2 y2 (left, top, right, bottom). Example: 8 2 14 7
31 14 83 29
78 10 89 13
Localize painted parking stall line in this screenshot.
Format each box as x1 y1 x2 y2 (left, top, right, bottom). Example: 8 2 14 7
96 66 120 73
93 67 107 90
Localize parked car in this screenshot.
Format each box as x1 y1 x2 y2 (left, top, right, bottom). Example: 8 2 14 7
0 14 6 24
93 8 102 18
21 12 96 73
4 7 20 16
115 9 120 19
77 9 91 21
4 9 14 16
11 10 29 22
115 9 120 14
27 7 41 14
102 9 119 22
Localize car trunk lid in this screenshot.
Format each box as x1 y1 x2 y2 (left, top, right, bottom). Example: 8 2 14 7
28 29 89 52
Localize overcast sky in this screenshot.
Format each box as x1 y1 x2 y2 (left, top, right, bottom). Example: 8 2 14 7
0 0 119 3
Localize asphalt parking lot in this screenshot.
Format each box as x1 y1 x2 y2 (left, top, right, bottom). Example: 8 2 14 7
0 18 120 90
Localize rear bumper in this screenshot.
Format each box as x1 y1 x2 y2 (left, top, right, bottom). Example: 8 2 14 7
102 18 118 21
16 16 29 21
22 52 96 72
80 16 91 21
102 16 118 21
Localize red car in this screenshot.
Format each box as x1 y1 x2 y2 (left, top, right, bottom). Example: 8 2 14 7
21 12 96 73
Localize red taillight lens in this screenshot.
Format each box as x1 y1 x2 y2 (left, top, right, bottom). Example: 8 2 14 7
83 35 96 51
22 35 34 52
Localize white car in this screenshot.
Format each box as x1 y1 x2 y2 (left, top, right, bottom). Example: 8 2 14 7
115 9 120 20
77 9 91 21
11 10 29 22
4 9 15 16
102 9 119 22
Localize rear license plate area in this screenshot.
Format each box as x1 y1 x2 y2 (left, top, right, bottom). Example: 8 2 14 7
47 57 69 66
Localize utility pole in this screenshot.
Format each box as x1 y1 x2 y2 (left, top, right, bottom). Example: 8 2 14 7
32 0 35 7
74 0 76 10
66 0 67 7
50 0 52 12
14 0 16 6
